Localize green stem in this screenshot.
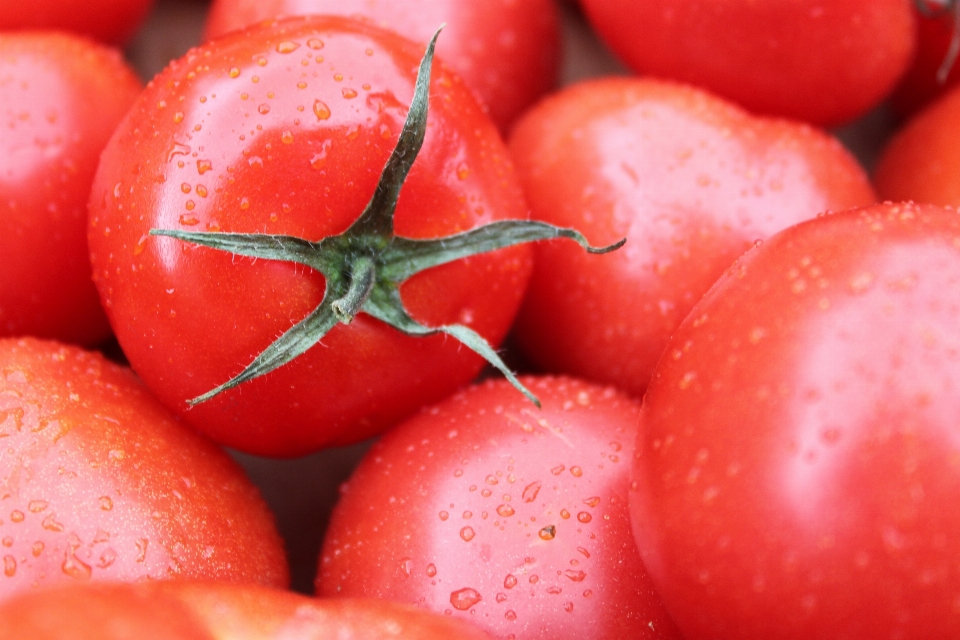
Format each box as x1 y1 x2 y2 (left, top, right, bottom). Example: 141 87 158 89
332 256 376 323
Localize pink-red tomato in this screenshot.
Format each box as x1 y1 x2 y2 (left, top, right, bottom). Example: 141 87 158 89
630 202 960 639
0 338 288 599
318 376 683 640
875 84 960 206
0 581 492 640
578 0 916 126
0 0 155 46
202 0 561 134
88 16 532 457
508 77 876 398
0 33 141 345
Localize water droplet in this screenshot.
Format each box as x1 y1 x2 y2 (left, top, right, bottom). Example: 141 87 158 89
504 610 517 620
439 511 449 521
31 541 44 557
570 466 583 477
400 557 413 576
457 163 470 180
27 500 48 513
560 509 571 519
502 574 518 589
258 103 271 115
450 587 482 611
564 569 587 582
135 538 148 563
547 586 562 594
577 512 592 523
583 497 600 508
179 214 199 226
460 526 475 542
196 159 212 174
307 38 324 50
551 465 565 475
426 563 437 577
496 592 507 603
564 601 574 612
538 525 556 540
228 67 240 78
342 87 357 99
3 555 15 577
522 481 541 502
41 514 64 532
281 130 294 144
173 112 184 124
62 553 92 580
496 504 515 517
485 474 498 486
98 548 116 569
1 538 10 548
276 41 300 54
312 99 331 121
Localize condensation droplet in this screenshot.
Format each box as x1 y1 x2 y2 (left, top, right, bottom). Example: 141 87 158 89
196 159 212 174
438 511 449 521
522 481 541 502
32 541 44 557
3 555 15 577
228 67 240 78
313 100 331 120
426 563 437 577
551 465 565 476
504 610 517 620
27 500 48 513
539 525 556 541
564 569 587 582
276 41 300 54
98 496 113 511
460 526 475 542
281 130 294 144
9 511 24 523
400 557 413 576
496 504 515 517
41 514 64 532
570 466 583 477
577 512 592 523
450 587 482 611
583 497 600 508
504 574 517 589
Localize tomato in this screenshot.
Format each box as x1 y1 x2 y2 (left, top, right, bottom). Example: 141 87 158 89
508 77 876 399
88 16 535 457
202 0 561 134
0 581 492 640
0 0 155 46
630 202 960 639
318 376 683 640
890 1 960 118
578 0 916 126
0 337 288 599
0 33 142 345
874 84 960 207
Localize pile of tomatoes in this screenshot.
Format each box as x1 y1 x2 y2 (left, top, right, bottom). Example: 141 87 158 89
3 0 960 638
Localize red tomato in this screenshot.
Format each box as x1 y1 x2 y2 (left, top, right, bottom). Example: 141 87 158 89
0 581 492 640
0 0 155 46
88 16 532 457
0 338 288 599
318 376 683 640
0 33 142 345
875 84 960 206
508 77 876 398
890 1 960 118
630 202 960 639
202 0 561 134
578 0 916 126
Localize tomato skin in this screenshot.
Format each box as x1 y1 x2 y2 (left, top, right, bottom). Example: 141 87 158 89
0 338 288 598
0 33 141 345
0 581 493 640
875 85 960 207
203 0 561 134
508 77 876 398
0 0 155 46
630 202 960 639
318 376 683 640
579 0 915 126
88 16 532 457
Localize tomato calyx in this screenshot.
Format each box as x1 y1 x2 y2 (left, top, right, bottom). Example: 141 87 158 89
150 28 624 409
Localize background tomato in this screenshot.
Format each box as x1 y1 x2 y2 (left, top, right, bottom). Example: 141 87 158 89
0 581 492 640
0 33 142 346
89 16 533 457
0 0 156 46
508 77 876 399
203 0 561 135
630 202 960 639
578 0 916 126
874 84 960 206
890 1 960 118
318 376 683 640
0 338 288 599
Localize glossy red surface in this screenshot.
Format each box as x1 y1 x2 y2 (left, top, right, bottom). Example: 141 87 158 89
631 203 960 639
509 77 876 398
0 33 141 345
203 0 562 134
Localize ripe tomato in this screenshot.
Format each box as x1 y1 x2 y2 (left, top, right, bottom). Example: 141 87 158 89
630 202 960 639
0 33 142 345
508 77 876 398
318 376 683 640
578 0 916 126
202 0 561 134
874 84 960 206
0 338 288 599
0 581 492 640
0 0 155 46
89 16 535 457
890 1 960 118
